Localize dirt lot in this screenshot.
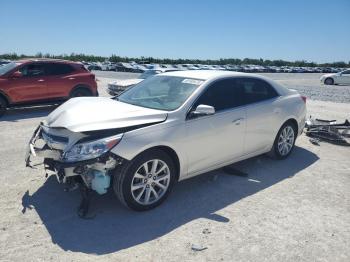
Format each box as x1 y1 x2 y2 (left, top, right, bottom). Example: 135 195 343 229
0 73 349 262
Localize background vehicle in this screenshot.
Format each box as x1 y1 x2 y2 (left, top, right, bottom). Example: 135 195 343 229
320 69 350 85
107 68 178 96
0 59 98 116
27 70 306 212
87 64 102 71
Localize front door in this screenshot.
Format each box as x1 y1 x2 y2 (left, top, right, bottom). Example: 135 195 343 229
338 70 350 85
184 78 246 176
6 63 47 103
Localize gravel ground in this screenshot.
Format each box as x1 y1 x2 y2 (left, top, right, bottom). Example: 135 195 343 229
0 74 349 262
95 71 350 103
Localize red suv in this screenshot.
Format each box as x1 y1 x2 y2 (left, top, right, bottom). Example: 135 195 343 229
0 59 98 116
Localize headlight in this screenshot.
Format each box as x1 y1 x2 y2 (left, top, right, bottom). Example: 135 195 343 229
62 134 123 163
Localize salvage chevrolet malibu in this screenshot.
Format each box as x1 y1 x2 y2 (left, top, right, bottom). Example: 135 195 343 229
26 70 306 213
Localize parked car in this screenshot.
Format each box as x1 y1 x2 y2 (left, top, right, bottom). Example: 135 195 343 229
26 70 306 212
114 62 135 72
320 69 350 85
107 69 177 96
0 60 11 66
0 59 98 116
87 64 102 71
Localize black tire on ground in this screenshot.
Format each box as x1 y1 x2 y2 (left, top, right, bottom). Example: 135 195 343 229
324 77 334 85
113 149 176 211
70 87 93 98
268 121 297 160
0 96 7 117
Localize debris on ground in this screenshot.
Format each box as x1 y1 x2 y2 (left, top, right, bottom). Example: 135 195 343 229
202 228 211 234
305 117 350 146
191 244 208 251
309 138 320 146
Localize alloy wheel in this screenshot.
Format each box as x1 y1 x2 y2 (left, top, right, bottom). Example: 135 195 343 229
131 159 171 205
277 126 295 156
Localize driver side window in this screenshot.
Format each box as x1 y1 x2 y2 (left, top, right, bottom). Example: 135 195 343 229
19 64 45 77
194 78 243 112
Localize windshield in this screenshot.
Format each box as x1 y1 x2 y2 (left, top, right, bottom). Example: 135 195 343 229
0 62 20 76
117 75 204 111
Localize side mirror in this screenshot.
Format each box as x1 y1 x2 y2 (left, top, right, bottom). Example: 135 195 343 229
11 71 23 78
189 104 215 119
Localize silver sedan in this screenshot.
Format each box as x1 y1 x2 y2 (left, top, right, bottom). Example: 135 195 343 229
27 70 306 211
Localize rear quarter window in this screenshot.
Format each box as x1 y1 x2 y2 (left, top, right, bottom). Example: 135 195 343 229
45 63 75 75
236 78 278 104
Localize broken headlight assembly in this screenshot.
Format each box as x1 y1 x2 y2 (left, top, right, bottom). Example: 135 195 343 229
62 134 123 163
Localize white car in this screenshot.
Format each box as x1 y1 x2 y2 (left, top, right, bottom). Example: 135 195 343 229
107 69 177 96
320 69 350 85
26 70 306 212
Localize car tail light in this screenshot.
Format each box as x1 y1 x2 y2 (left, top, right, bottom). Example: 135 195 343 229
300 95 307 103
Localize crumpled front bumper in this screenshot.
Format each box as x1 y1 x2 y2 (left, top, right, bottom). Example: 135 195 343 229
25 125 125 194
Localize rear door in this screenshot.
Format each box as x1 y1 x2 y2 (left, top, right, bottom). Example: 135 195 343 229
7 63 48 103
237 77 281 154
44 63 76 98
185 78 246 176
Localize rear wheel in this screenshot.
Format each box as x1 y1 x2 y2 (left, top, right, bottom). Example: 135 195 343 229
113 149 176 211
269 122 297 159
324 77 334 85
70 87 93 98
0 96 7 117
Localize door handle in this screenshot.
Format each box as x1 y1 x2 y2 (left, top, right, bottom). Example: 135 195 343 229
68 77 75 80
38 79 45 82
232 118 245 125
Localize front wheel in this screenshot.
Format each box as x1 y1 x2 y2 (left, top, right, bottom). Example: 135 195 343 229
70 87 93 98
324 77 334 85
0 97 7 117
269 122 297 159
113 149 176 211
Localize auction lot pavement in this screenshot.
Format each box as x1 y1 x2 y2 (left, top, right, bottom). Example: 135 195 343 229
0 73 349 261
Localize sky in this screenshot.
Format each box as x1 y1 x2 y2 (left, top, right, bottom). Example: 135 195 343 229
1 0 349 63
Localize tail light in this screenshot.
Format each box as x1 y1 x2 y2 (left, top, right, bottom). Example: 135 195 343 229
300 95 307 103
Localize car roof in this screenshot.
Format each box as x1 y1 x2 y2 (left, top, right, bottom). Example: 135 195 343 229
16 58 80 64
161 70 262 80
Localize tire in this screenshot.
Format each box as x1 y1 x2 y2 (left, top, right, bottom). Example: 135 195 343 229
113 149 176 211
324 77 334 85
70 87 93 98
0 96 7 117
269 122 297 160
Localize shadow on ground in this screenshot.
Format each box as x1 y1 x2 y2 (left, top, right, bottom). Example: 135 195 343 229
22 146 318 254
1 104 59 122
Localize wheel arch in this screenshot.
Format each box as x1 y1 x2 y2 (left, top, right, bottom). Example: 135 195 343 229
70 84 93 96
131 145 181 181
0 91 10 105
282 118 299 135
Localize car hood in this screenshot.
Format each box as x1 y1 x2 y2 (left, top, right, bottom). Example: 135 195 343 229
321 73 336 79
43 97 168 132
109 78 143 87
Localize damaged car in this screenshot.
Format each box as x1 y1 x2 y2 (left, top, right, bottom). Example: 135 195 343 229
26 70 306 214
107 69 178 96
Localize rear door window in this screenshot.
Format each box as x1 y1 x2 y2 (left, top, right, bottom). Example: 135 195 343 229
45 63 74 75
236 78 278 104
